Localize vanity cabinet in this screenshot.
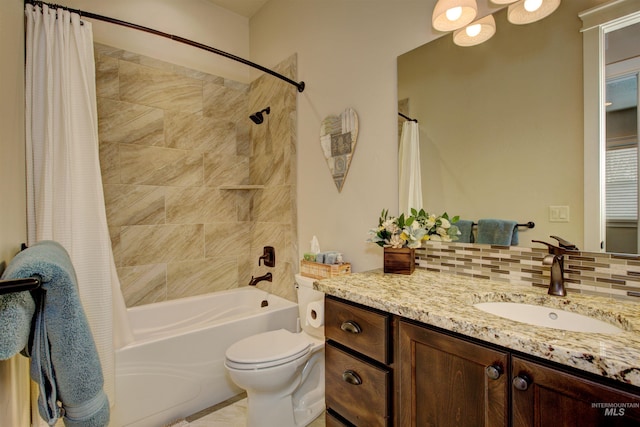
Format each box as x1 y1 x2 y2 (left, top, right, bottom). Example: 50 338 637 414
512 356 640 426
324 296 393 426
324 295 640 426
398 320 509 426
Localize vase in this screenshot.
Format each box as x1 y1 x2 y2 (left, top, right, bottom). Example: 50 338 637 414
383 247 415 275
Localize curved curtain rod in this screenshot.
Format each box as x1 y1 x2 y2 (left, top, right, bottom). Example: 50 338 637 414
24 0 306 93
398 112 417 123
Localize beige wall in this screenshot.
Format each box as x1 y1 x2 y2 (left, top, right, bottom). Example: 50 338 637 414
0 2 30 426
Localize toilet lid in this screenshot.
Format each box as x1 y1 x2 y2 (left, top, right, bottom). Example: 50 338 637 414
225 329 311 370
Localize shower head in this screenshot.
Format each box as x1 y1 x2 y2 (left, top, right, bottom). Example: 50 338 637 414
249 106 270 124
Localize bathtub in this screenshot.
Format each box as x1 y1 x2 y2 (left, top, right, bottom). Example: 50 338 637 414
112 287 299 427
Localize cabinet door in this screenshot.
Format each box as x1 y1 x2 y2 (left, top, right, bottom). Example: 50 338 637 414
399 321 509 427
512 356 640 427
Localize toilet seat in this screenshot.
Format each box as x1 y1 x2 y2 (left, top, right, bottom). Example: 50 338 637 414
225 329 312 370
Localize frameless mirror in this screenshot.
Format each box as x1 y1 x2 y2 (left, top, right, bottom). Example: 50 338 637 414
398 0 640 253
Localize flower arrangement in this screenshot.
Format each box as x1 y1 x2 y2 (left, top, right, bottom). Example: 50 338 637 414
368 208 460 249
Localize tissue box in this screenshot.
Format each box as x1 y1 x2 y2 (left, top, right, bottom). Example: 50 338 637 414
300 260 351 279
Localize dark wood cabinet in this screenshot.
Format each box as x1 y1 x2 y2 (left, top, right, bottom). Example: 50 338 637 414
324 296 393 426
324 295 640 427
512 356 640 427
398 320 509 427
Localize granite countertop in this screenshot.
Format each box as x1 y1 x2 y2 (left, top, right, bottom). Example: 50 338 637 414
314 269 640 388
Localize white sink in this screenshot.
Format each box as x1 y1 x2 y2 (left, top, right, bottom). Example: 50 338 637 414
473 302 623 334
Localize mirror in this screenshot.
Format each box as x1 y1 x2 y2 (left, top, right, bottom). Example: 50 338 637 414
397 0 618 251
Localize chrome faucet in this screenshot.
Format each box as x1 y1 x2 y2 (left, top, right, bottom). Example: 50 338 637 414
248 272 272 286
533 237 575 297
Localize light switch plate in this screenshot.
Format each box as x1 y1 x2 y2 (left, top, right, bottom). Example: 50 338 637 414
549 205 570 222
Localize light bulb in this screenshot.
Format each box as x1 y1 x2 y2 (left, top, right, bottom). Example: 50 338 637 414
446 6 463 21
466 23 481 37
524 0 543 12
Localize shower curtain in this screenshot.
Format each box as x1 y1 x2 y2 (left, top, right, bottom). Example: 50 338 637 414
399 120 423 214
24 4 132 424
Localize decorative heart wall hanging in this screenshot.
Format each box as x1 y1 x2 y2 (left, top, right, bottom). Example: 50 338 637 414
319 108 359 192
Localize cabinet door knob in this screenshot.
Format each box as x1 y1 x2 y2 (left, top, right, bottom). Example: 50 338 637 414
512 375 532 391
340 320 362 334
485 364 503 380
342 370 362 385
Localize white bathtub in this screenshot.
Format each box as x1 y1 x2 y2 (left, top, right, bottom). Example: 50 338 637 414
112 287 299 427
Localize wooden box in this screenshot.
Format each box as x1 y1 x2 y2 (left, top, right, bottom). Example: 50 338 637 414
383 247 415 275
300 260 351 279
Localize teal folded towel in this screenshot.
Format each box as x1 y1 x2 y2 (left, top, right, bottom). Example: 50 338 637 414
455 220 475 243
8 241 109 427
0 270 35 360
476 219 519 246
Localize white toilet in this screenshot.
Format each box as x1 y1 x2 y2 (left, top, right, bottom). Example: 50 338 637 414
224 274 325 427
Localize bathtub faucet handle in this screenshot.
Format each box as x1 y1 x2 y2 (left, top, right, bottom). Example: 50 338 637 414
258 246 276 267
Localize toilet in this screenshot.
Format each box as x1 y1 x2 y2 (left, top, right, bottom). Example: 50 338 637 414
224 274 325 427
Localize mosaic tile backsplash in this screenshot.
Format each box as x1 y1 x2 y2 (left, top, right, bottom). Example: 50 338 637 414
95 43 299 307
418 242 640 302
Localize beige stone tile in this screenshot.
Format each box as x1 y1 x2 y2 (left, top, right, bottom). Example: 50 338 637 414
95 54 119 100
103 184 166 226
108 226 122 267
119 61 203 114
118 263 167 307
98 141 120 185
204 154 249 187
203 82 247 123
121 224 204 266
166 187 235 224
165 111 236 154
98 98 164 146
252 185 292 223
120 144 204 186
204 223 250 259
166 257 239 300
250 148 285 186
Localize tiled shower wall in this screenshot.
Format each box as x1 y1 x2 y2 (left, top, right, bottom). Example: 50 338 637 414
95 43 298 306
418 242 640 302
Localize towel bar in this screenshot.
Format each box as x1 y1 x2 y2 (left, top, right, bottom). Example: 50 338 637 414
0 243 42 295
0 276 41 295
472 221 535 229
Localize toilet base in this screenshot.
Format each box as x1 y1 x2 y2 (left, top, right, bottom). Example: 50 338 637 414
246 392 296 427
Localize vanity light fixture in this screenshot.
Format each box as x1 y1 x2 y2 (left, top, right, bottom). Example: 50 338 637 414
507 0 561 25
453 14 496 47
490 0 518 4
432 0 478 32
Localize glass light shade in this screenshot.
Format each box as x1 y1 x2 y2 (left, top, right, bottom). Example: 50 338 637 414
432 0 478 32
507 0 561 25
453 14 496 46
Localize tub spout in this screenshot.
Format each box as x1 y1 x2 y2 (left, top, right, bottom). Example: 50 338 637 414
248 272 272 286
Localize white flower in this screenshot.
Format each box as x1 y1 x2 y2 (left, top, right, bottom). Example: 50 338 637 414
440 218 451 228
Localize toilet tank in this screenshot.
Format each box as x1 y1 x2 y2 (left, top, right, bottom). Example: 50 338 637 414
295 274 325 339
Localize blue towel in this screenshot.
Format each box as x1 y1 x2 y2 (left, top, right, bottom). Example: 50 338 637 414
5 241 109 427
0 269 36 360
455 220 475 243
476 219 519 246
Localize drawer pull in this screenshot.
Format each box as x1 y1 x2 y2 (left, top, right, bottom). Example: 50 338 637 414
485 364 503 380
342 370 362 385
512 375 532 391
340 320 362 334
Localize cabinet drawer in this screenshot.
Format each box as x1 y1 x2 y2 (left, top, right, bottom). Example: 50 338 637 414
325 297 390 363
325 343 391 427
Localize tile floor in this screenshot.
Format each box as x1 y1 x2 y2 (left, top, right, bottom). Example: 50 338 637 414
177 395 325 427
